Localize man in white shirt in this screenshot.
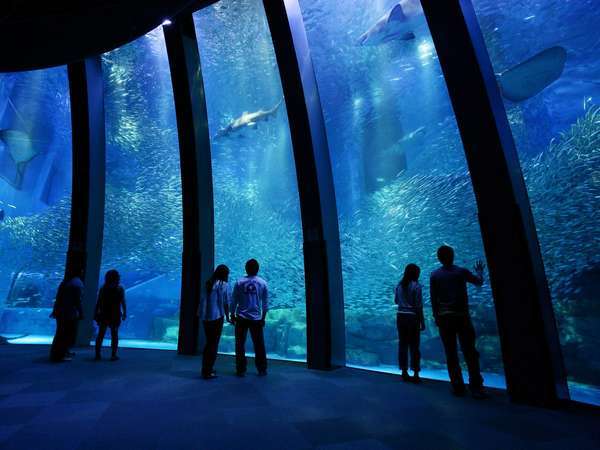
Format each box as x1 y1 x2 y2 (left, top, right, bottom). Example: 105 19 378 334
231 259 269 376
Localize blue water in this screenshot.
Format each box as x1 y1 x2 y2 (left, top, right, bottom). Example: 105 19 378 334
0 0 598 403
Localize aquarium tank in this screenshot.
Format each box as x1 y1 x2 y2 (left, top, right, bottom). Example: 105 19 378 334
0 0 597 402
194 0 307 360
0 67 72 340
100 28 183 347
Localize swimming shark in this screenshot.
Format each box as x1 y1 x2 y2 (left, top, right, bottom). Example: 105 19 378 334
215 99 284 140
357 0 423 46
359 2 567 102
0 129 39 188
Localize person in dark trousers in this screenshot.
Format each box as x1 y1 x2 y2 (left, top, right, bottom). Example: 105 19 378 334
394 263 425 382
199 264 231 379
94 269 126 361
430 245 486 398
49 269 84 362
231 259 269 377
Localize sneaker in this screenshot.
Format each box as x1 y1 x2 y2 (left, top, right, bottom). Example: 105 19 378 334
401 370 411 382
110 355 120 361
202 372 218 380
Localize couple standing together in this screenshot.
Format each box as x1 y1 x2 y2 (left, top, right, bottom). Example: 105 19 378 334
394 245 487 398
200 258 268 379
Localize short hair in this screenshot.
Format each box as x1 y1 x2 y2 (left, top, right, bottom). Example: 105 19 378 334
245 259 259 276
437 245 455 266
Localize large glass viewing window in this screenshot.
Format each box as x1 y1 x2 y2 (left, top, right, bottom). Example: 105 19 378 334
194 0 307 360
298 0 505 385
471 0 600 403
0 67 72 342
101 28 182 348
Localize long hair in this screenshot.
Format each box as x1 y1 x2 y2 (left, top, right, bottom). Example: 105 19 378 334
104 269 120 288
206 264 230 297
400 263 420 294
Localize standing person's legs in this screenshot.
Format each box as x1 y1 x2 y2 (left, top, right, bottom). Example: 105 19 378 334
95 323 108 358
50 319 66 361
408 316 421 374
438 316 465 393
235 318 250 375
396 315 409 372
109 325 119 358
249 320 267 374
457 316 483 391
66 319 78 354
202 318 224 376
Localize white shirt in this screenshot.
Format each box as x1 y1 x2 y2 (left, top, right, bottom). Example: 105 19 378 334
200 280 230 321
394 281 423 315
231 275 268 321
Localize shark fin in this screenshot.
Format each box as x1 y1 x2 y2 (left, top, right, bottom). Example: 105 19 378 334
388 4 407 22
498 46 567 102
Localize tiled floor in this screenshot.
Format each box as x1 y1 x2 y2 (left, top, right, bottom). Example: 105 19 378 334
0 344 598 450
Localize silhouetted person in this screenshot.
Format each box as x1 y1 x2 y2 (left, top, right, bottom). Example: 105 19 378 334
49 269 84 362
430 245 486 398
231 259 268 376
94 270 126 361
394 263 425 382
199 264 231 379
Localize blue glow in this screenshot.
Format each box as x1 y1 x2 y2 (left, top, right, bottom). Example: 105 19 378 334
0 67 72 338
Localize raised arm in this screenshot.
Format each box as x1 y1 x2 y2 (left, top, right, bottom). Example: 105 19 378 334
464 260 485 287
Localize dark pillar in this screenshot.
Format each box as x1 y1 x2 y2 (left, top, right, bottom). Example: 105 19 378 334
420 0 569 405
163 16 214 355
262 0 345 369
66 57 105 346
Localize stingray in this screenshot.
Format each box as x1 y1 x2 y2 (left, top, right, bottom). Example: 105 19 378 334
496 46 567 102
0 129 39 188
358 3 567 102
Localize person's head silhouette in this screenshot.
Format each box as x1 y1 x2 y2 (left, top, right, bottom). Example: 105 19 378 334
105 269 120 287
437 245 455 267
245 259 259 276
214 264 230 282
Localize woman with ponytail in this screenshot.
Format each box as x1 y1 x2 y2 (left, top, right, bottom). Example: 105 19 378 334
199 264 231 379
394 263 425 382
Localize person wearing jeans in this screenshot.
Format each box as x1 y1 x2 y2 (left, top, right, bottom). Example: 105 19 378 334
231 259 268 376
199 264 231 379
430 245 486 398
394 263 425 382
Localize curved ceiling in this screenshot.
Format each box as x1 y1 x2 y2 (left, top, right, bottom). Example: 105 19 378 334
0 0 211 72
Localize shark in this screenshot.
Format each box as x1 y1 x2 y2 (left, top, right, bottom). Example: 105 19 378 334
359 2 567 102
0 129 39 188
215 99 284 140
357 0 423 46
